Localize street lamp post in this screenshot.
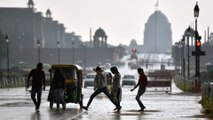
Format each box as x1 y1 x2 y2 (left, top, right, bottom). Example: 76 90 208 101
181 36 186 91
194 2 199 32
194 2 200 92
83 44 86 70
184 26 194 78
186 34 190 78
72 42 75 64
37 40 40 63
5 34 10 85
176 42 182 75
57 41 60 64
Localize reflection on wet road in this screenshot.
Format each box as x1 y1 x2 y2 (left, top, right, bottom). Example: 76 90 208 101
0 82 211 120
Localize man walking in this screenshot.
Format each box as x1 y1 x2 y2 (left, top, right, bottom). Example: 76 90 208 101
82 66 116 110
27 63 46 112
131 68 147 111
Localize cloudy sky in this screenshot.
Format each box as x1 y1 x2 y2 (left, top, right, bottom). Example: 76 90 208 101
0 0 213 46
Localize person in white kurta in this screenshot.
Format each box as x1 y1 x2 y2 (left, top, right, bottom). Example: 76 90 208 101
110 66 122 111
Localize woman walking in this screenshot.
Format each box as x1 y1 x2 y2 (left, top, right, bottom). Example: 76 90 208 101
110 66 122 111
51 68 66 111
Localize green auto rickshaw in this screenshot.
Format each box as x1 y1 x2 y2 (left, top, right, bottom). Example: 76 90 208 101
47 64 83 109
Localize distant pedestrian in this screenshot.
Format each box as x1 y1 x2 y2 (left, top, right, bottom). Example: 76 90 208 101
26 63 46 112
110 66 122 111
82 66 116 110
131 67 147 111
51 68 66 111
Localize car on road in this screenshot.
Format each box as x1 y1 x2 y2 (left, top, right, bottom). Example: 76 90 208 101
83 73 96 88
122 74 136 86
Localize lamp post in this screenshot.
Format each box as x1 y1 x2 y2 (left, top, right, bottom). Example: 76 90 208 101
194 2 199 32
83 44 86 70
57 41 60 64
184 26 194 78
5 34 10 85
37 40 40 63
72 42 75 64
181 36 186 91
194 2 200 92
175 41 182 74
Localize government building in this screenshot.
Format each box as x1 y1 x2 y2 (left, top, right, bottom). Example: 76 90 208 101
0 0 122 67
143 9 172 53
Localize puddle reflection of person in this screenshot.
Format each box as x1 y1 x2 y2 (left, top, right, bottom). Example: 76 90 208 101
31 112 41 120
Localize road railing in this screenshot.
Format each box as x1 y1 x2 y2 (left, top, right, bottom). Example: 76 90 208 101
0 77 25 88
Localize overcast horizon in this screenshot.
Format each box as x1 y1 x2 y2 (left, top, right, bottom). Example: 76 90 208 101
0 0 213 46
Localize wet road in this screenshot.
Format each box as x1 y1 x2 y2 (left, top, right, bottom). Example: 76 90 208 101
0 82 210 120
79 83 209 120
0 87 84 120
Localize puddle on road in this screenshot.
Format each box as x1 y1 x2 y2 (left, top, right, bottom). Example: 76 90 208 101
109 109 160 116
125 109 161 112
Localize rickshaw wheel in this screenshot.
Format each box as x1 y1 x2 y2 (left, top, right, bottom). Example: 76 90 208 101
50 102 53 108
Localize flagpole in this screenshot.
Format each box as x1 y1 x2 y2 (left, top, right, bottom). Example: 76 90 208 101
155 0 159 11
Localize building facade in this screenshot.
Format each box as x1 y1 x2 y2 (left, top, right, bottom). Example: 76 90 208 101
0 1 73 49
0 1 122 67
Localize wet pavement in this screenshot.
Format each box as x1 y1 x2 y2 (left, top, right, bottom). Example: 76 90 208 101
0 82 211 120
0 87 84 120
79 83 210 120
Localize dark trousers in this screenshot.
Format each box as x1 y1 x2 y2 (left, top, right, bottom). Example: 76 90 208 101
86 87 116 108
135 86 146 109
31 87 42 109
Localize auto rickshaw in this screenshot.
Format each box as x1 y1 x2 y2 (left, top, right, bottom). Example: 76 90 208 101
47 64 83 109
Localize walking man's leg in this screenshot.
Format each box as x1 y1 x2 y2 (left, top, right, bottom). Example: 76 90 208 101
135 87 145 111
36 88 42 111
102 87 117 107
83 89 101 110
31 89 37 110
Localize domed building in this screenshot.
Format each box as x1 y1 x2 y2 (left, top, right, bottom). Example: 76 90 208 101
93 27 108 48
143 10 172 53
